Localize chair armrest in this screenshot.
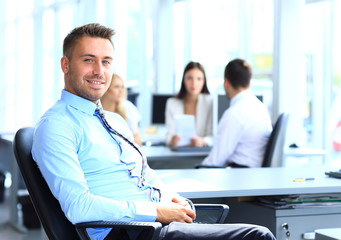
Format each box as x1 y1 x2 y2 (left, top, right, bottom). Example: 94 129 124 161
75 221 162 240
194 204 229 224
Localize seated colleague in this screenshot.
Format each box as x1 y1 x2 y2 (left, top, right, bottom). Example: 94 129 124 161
202 59 272 168
165 61 213 147
101 73 142 146
32 24 276 240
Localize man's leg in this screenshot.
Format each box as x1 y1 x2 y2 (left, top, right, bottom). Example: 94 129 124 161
159 222 276 240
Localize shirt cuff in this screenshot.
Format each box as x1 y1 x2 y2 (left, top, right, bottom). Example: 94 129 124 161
134 201 157 222
203 136 213 146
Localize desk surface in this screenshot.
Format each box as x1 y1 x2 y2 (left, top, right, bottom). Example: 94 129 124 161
284 147 328 157
315 228 341 240
156 167 341 199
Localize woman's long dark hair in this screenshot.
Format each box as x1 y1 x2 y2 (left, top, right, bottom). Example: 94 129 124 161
176 61 210 99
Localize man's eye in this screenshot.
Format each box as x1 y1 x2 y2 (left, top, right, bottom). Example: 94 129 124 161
84 59 92 62
103 60 111 65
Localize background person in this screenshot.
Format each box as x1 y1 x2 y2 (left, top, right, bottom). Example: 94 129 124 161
202 59 272 168
101 73 142 145
165 61 213 147
32 23 276 240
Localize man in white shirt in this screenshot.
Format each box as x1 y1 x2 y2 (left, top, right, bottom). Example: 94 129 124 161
202 59 272 168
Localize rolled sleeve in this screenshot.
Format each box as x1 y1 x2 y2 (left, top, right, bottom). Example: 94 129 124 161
134 201 157 222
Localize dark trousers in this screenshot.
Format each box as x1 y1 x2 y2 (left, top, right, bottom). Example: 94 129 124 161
104 222 276 240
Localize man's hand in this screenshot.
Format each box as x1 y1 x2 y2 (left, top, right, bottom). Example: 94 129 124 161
171 196 191 209
170 135 181 147
155 199 196 224
190 136 204 147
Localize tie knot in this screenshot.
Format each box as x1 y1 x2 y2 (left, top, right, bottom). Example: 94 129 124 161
95 105 105 117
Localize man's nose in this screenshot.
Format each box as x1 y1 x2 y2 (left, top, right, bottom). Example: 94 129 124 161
93 61 104 75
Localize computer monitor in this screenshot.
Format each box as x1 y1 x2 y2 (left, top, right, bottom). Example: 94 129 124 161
151 94 174 124
127 92 139 105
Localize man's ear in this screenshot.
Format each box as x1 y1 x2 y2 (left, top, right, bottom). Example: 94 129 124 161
61 57 69 74
224 78 229 90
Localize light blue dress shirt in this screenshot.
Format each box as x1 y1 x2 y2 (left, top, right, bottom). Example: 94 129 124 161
32 90 168 240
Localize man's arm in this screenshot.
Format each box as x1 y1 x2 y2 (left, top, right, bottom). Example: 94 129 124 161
202 112 243 166
32 118 157 224
143 160 196 223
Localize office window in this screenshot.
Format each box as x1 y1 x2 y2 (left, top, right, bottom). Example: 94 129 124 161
0 0 156 132
41 10 56 113
6 0 17 22
302 0 341 164
173 1 186 91
172 0 273 114
249 0 274 114
173 0 240 93
17 0 34 18
43 0 56 6
330 0 341 159
16 18 34 130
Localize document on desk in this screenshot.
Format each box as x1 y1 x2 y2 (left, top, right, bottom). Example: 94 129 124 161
174 114 196 146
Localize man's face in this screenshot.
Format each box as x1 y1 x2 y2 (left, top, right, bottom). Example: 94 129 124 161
62 36 114 103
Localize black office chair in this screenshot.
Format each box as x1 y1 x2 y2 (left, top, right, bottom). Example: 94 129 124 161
13 127 229 240
262 112 289 167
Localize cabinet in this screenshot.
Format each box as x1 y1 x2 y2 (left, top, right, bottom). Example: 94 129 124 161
225 199 341 240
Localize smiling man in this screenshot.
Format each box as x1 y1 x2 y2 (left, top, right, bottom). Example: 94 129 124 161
61 30 114 102
32 23 276 240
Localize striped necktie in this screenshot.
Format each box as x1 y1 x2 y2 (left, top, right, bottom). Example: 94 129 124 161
94 105 161 201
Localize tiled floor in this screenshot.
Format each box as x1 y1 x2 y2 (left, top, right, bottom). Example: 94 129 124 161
0 189 47 240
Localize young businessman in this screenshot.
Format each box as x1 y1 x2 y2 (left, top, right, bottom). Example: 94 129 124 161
202 59 272 168
32 23 276 239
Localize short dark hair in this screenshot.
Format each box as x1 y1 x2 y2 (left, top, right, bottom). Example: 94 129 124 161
224 58 252 89
176 61 210 99
63 23 116 60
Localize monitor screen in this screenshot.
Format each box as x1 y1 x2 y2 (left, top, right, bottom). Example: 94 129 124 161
151 94 173 124
217 94 230 122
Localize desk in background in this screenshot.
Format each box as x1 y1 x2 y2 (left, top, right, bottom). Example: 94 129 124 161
0 133 27 233
157 167 341 240
142 146 209 169
284 147 328 167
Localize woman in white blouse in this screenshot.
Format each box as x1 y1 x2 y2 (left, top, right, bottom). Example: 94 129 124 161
165 61 213 147
101 74 142 146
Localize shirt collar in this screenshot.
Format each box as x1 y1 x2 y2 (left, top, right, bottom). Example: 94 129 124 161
60 90 99 116
230 89 252 106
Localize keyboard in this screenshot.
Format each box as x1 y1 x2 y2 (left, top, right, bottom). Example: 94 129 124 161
325 170 341 179
170 146 212 152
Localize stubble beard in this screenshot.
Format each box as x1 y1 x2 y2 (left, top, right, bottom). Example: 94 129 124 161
67 70 103 103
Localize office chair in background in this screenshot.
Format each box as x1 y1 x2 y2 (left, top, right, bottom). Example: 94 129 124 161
13 127 229 240
262 112 289 167
195 112 290 169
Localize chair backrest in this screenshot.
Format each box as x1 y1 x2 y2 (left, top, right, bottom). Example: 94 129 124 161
262 113 289 167
13 127 80 240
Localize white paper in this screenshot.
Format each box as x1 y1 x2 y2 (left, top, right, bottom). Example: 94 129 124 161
174 114 196 146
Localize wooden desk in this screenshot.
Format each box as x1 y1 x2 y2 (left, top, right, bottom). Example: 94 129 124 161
142 146 209 169
157 167 341 240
